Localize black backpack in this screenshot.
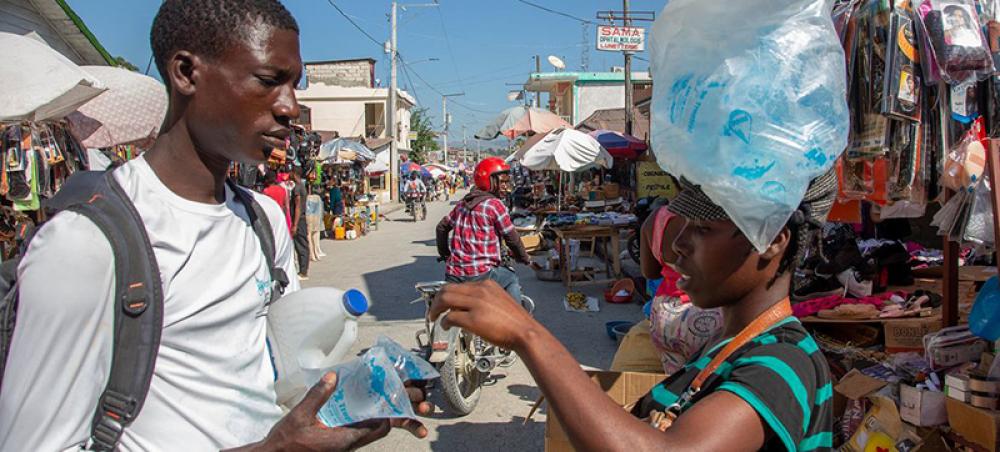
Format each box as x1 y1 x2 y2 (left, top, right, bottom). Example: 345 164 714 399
0 170 288 450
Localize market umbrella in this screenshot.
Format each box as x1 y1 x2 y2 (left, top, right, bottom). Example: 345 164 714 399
0 32 106 122
401 161 431 178
512 128 613 172
474 105 571 140
588 129 647 159
66 66 168 148
318 138 375 163
425 164 448 179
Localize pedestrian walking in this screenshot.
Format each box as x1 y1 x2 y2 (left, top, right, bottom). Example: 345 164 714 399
289 167 309 280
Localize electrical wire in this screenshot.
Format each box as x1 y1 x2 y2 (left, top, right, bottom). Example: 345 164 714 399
325 0 384 48
434 6 466 93
400 55 493 116
514 0 596 25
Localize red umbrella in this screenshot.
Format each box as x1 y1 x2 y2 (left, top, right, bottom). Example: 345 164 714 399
587 129 647 159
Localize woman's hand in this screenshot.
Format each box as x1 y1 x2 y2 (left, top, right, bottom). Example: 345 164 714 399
428 280 540 351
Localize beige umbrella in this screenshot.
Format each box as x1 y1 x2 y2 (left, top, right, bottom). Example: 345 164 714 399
67 66 168 148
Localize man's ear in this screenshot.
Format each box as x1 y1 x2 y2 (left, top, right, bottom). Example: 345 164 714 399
760 227 791 260
166 50 200 97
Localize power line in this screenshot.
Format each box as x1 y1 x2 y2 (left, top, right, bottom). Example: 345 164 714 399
399 55 493 115
514 0 596 25
435 6 466 93
326 0 383 48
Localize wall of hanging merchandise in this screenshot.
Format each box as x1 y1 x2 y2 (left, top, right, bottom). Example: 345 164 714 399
0 122 94 260
793 2 1000 450
827 0 1000 327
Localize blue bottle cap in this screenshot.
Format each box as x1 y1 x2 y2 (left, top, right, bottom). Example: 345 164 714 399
343 289 369 317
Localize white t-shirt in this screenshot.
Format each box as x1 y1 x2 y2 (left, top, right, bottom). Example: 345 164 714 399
0 156 300 451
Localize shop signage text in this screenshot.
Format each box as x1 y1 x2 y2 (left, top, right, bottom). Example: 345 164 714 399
597 26 646 52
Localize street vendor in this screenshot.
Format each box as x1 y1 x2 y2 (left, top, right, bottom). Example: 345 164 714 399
431 170 838 451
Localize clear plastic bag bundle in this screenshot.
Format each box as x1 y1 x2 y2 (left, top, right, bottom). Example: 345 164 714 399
649 0 850 251
317 336 439 428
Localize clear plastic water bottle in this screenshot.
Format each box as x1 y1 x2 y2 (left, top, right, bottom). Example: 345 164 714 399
267 287 369 408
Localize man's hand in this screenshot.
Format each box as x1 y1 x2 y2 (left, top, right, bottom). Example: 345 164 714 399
236 372 430 452
429 280 540 351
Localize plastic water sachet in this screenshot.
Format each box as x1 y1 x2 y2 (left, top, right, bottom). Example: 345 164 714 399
375 336 440 382
649 0 850 252
317 337 438 428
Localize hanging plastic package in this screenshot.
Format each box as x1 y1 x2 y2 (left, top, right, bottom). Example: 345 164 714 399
915 0 993 84
648 0 850 252
970 276 1000 341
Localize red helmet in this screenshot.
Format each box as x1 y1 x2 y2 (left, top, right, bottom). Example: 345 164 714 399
473 157 511 192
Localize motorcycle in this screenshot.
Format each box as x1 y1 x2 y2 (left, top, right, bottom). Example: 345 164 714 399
404 191 427 222
413 271 535 416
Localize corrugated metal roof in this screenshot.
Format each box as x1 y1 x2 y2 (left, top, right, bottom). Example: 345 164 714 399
31 0 113 65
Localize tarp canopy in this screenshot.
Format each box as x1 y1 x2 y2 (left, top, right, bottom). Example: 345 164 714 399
0 32 105 122
510 128 613 172
318 138 375 163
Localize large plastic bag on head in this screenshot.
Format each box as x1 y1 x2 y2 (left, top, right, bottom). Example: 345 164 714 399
649 0 850 252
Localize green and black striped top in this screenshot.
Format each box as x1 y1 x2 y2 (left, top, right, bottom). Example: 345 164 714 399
633 317 834 452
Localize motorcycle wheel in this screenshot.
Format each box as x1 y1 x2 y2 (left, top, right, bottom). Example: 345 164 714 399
420 203 427 221
627 234 641 264
411 203 418 222
439 329 483 416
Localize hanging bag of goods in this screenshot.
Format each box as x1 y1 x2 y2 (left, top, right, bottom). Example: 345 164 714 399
648 0 850 252
915 0 994 83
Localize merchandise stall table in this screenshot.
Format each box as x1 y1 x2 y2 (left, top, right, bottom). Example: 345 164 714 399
551 225 622 289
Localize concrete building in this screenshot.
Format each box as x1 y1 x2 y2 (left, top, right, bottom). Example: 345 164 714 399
296 58 415 152
522 70 652 126
296 58 417 202
0 0 113 66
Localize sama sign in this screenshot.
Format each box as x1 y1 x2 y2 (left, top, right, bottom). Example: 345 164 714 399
596 26 645 52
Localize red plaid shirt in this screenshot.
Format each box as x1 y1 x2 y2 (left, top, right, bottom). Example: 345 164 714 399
442 197 515 277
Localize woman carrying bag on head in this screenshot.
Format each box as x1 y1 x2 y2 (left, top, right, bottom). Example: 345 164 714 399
429 171 838 451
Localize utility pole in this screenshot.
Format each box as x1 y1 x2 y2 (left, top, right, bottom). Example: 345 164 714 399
441 92 464 167
388 1 439 201
442 96 448 166
535 55 543 108
389 1 399 201
623 0 633 136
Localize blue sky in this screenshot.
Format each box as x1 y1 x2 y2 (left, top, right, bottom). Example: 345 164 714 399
68 0 664 149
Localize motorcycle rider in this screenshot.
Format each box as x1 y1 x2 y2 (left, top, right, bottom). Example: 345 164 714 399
403 171 427 213
436 157 539 301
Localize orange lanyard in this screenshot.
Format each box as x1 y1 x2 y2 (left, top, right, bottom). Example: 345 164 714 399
668 298 793 414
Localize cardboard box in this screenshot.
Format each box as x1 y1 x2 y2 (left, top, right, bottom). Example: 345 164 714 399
883 317 941 353
544 371 665 452
946 397 1000 451
899 384 947 426
521 233 543 252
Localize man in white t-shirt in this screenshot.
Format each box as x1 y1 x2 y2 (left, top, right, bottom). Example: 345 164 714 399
0 1 428 450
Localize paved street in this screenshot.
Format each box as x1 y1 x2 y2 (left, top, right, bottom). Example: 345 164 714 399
302 192 644 451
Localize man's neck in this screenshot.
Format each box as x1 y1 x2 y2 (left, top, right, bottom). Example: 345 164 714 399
720 276 791 337
143 122 231 204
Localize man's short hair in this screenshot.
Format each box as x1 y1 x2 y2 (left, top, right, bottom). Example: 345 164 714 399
151 0 299 84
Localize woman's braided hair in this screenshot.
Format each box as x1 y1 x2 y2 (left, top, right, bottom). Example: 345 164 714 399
773 168 839 289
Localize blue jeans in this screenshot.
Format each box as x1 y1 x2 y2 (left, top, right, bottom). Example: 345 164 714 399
446 266 522 301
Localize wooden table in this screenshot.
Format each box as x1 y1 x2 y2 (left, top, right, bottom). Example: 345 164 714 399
551 225 622 289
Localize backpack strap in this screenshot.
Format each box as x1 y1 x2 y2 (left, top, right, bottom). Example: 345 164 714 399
62 172 163 451
226 179 289 303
